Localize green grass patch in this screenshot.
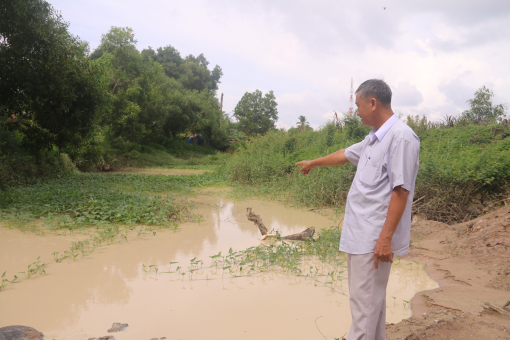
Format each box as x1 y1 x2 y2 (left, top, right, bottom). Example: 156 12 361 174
0 172 227 230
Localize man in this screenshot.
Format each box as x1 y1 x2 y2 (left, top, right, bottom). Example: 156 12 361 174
295 79 420 340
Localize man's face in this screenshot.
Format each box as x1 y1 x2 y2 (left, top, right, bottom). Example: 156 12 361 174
355 93 375 127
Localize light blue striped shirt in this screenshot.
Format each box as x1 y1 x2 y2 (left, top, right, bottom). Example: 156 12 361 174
340 115 420 255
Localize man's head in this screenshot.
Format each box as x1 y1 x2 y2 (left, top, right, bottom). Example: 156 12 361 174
355 79 393 127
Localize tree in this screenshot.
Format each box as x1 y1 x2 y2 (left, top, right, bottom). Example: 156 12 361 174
142 45 183 79
94 27 229 150
296 115 311 132
233 90 278 136
90 26 137 59
343 112 370 142
460 86 507 125
143 48 223 93
0 0 107 151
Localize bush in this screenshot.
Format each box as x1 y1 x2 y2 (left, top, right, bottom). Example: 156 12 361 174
0 150 77 188
221 122 510 223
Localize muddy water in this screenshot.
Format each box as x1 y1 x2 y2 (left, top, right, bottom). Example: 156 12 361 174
105 168 211 176
0 195 437 340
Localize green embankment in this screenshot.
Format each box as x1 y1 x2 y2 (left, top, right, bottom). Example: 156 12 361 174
220 123 510 223
1 122 509 226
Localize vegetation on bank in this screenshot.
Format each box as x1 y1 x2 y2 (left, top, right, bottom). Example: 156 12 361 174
0 0 283 187
220 103 510 224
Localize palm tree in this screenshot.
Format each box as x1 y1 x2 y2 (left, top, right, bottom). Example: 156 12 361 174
297 115 309 132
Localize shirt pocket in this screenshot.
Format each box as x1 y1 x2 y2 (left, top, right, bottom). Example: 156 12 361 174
359 160 383 186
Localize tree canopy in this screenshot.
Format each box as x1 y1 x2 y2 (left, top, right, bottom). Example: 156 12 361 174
0 0 107 151
460 86 507 125
233 90 278 136
0 0 232 169
141 46 223 93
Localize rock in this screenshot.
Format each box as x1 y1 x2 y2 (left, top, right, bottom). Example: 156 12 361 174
0 326 44 340
88 337 114 340
107 323 128 333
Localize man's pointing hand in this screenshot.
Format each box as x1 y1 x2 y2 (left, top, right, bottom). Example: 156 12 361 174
295 160 315 176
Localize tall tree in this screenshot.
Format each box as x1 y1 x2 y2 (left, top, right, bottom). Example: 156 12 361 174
233 90 278 136
90 26 137 59
296 115 310 132
461 86 507 125
0 0 107 151
143 47 223 93
95 27 229 150
142 45 183 79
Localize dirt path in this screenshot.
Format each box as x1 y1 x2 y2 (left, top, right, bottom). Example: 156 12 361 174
104 168 212 175
387 205 510 339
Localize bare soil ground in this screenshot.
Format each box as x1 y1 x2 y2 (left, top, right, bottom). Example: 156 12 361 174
386 205 510 340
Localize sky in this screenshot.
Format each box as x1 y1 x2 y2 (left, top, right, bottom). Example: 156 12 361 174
48 0 510 130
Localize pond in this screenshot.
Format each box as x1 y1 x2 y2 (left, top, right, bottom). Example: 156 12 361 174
0 190 437 340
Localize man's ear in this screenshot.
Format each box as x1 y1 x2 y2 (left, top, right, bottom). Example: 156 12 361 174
371 98 377 110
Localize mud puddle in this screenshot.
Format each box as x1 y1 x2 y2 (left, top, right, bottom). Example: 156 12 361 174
0 195 437 340
104 168 212 176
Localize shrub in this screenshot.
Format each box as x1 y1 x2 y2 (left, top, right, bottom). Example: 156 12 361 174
221 121 510 223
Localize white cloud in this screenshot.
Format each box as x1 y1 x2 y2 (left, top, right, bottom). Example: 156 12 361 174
393 82 424 107
48 0 510 128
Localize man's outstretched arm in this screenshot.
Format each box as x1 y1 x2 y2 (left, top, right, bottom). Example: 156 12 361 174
295 149 349 176
374 186 409 269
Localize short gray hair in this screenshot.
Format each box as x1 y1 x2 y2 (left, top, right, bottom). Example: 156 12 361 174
355 79 392 106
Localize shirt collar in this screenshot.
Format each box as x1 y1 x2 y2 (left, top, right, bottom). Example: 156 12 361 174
368 114 398 143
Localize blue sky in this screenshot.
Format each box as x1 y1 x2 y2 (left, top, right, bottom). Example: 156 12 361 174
49 0 510 129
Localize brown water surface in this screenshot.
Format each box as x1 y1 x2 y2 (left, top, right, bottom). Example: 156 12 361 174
0 195 437 340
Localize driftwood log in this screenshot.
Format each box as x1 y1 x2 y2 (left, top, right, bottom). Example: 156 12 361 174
246 208 268 235
281 227 315 241
246 208 315 241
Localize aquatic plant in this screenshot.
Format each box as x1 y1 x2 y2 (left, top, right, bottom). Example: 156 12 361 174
0 172 225 231
143 225 350 293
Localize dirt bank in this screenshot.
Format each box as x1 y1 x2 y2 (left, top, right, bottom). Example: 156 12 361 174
387 205 510 340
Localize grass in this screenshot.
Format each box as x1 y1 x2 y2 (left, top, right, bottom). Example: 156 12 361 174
219 122 510 223
0 172 226 230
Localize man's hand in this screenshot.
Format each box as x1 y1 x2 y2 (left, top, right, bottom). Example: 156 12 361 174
374 237 392 269
295 160 315 176
295 150 348 176
374 186 409 269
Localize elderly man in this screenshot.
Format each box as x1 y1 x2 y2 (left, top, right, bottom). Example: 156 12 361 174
295 79 420 340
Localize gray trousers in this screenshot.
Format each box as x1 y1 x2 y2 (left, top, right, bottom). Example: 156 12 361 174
346 253 392 340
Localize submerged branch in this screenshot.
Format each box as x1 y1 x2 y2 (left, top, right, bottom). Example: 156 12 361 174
246 207 315 241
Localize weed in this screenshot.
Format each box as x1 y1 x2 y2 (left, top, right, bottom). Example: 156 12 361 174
147 226 350 293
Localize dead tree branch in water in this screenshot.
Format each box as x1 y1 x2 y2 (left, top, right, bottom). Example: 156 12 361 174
246 208 315 241
246 208 268 235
